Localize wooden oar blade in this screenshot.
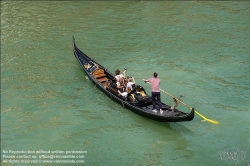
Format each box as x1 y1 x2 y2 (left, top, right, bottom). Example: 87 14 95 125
190 108 219 125
206 119 219 125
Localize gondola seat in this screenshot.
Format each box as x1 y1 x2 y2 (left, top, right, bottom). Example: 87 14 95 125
93 68 108 87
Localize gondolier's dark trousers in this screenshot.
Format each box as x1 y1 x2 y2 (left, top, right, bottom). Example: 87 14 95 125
151 92 162 110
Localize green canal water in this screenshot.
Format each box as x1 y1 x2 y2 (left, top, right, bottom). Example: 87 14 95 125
1 1 250 166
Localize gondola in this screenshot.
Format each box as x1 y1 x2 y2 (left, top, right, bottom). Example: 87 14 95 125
72 36 194 122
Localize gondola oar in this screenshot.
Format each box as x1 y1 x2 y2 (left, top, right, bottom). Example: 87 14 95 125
159 88 219 125
144 82 218 124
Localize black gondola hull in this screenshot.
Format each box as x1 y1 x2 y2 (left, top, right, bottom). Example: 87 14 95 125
73 37 194 122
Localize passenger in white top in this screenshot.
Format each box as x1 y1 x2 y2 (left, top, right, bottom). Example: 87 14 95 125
115 69 127 86
118 87 132 97
123 77 136 92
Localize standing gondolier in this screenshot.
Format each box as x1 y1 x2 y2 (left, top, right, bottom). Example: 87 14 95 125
143 72 163 114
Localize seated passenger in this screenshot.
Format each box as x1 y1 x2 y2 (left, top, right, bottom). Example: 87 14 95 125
124 77 135 90
110 79 123 93
118 87 132 98
115 69 127 86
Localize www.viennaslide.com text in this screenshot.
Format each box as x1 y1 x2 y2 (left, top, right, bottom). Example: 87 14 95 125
2 150 87 164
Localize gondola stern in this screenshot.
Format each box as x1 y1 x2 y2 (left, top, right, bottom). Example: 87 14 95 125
186 108 195 121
